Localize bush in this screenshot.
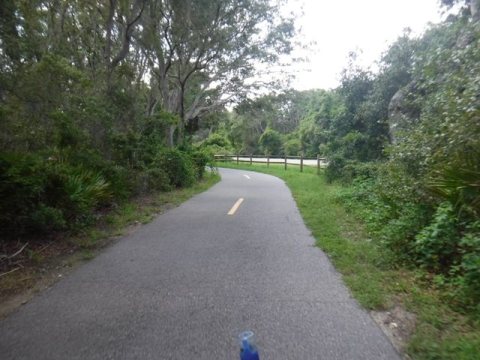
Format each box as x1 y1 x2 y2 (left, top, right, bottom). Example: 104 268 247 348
0 152 112 237
283 138 302 156
153 148 196 188
54 165 111 222
202 133 231 148
459 225 480 302
258 128 283 156
338 175 428 259
189 149 212 180
30 205 66 232
414 202 459 272
325 155 378 183
144 167 172 192
100 164 132 200
377 203 428 258
200 133 233 156
0 153 49 234
0 145 204 240
325 155 347 183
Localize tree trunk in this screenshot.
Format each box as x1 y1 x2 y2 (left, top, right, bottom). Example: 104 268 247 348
472 0 480 21
167 125 176 147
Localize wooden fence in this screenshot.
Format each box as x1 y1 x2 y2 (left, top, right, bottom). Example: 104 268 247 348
214 154 328 174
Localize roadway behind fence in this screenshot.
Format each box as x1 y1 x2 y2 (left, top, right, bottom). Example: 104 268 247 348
214 154 328 174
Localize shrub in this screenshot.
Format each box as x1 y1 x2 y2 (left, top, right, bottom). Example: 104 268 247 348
54 166 111 222
154 148 196 188
283 138 302 156
100 164 132 200
0 153 48 234
202 133 231 148
30 205 66 232
189 149 212 180
0 152 112 237
340 161 379 183
144 167 172 192
458 223 480 302
379 203 429 258
325 156 379 184
414 202 459 272
325 154 347 183
200 133 233 156
258 128 283 156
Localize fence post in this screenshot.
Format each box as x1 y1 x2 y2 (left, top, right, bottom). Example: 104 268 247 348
300 153 304 173
284 156 287 170
267 155 270 167
317 154 320 175
237 154 239 165
250 154 253 165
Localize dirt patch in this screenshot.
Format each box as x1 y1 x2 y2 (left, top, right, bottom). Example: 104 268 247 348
0 240 78 318
0 222 147 319
371 305 416 358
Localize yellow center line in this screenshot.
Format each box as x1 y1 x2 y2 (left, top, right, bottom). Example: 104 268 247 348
227 198 244 215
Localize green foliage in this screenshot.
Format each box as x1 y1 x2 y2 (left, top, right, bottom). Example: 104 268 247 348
1 0 297 242
142 168 172 193
154 149 196 188
60 167 111 213
200 133 233 155
30 205 67 232
0 144 205 239
258 128 283 156
189 149 212 180
458 223 480 302
100 164 132 200
297 90 343 157
325 155 347 183
337 173 428 260
202 133 231 148
283 137 302 156
0 153 111 235
414 203 459 272
427 150 480 218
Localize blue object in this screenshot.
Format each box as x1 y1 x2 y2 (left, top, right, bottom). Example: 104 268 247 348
239 331 260 360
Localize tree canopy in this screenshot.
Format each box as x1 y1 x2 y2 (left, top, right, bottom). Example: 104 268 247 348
0 0 296 238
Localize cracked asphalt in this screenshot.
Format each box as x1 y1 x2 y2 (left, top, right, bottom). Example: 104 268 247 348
0 168 400 359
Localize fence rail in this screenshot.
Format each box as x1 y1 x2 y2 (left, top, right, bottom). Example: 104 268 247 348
214 154 328 174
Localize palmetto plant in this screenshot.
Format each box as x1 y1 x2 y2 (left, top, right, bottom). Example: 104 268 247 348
428 152 480 217
63 169 112 214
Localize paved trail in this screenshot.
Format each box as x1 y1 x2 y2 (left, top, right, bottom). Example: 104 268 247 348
0 168 399 359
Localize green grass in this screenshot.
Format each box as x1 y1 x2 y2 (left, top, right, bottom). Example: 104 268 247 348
219 162 480 360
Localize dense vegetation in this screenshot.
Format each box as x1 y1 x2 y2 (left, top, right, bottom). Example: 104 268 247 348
207 2 480 315
0 0 294 240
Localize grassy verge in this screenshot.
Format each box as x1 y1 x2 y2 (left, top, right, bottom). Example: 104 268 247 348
0 172 220 312
219 162 480 360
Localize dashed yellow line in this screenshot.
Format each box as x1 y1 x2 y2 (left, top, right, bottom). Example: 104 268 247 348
227 198 244 215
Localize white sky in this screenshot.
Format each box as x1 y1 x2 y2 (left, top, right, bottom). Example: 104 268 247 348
287 0 445 90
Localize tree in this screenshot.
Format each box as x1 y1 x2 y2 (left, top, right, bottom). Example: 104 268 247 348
441 0 480 20
138 0 296 146
258 128 283 156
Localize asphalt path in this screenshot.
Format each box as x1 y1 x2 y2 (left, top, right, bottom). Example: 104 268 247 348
0 168 400 359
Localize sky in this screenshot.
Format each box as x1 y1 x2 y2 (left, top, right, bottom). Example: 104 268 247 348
287 0 445 90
